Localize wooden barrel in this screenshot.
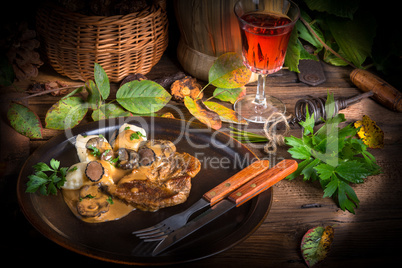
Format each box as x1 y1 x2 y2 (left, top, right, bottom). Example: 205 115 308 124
174 0 243 81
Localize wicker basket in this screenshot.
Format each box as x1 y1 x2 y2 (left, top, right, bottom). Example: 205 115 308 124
36 0 168 82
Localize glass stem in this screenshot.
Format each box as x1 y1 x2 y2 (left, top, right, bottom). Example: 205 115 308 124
254 74 267 106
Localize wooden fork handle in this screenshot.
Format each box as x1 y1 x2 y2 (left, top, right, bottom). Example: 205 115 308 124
228 159 298 207
203 159 270 206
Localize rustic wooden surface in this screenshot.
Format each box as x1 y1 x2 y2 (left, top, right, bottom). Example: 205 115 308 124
1 52 402 267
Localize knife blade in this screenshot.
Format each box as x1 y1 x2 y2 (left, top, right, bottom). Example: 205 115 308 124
152 159 298 256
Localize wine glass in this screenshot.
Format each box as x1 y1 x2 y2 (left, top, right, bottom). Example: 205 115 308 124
234 0 300 123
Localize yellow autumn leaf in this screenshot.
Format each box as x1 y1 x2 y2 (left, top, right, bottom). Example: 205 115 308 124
184 97 222 130
354 115 384 148
204 101 248 125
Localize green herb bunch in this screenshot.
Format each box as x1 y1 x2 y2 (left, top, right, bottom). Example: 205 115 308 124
285 93 381 213
26 158 68 196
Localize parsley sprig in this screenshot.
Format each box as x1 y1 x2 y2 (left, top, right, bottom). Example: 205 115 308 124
26 158 68 196
285 93 381 213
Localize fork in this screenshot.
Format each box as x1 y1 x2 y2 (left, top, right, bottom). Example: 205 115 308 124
132 159 270 242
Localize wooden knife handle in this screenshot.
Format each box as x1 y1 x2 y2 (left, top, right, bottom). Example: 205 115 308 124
350 69 402 112
228 159 298 207
203 159 270 206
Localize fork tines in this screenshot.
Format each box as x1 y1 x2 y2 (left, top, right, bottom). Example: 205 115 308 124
133 223 172 242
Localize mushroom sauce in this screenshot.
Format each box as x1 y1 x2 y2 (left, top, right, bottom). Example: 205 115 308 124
61 124 201 223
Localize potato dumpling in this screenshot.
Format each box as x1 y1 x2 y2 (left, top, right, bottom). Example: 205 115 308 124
62 162 88 190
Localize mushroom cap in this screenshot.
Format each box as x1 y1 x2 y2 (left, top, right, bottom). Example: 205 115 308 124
77 185 110 217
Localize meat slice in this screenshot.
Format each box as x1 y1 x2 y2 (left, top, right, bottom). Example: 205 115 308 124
109 152 201 211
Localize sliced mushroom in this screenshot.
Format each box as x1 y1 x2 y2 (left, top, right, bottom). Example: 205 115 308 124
118 148 139 170
101 149 114 161
85 136 112 157
77 185 109 217
85 161 105 182
117 148 129 161
138 146 156 166
86 137 105 149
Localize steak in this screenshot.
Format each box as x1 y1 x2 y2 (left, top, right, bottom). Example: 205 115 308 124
108 141 201 211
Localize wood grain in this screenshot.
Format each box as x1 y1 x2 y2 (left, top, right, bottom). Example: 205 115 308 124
204 159 270 206
228 159 297 207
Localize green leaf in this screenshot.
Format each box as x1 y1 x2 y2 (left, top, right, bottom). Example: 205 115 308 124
284 27 300 73
92 103 132 121
7 102 43 139
50 159 60 171
45 97 88 130
33 162 52 172
297 10 325 53
322 176 339 198
85 80 102 109
26 174 48 193
338 180 359 213
299 106 315 136
62 86 84 99
323 45 349 67
47 181 57 195
303 0 360 19
116 80 171 114
286 158 314 180
213 87 246 104
301 226 334 267
335 161 370 183
209 52 251 88
314 163 335 181
301 158 320 181
288 146 311 160
326 12 376 68
94 63 110 100
285 135 304 148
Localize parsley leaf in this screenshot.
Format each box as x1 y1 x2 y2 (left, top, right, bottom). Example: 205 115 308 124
130 131 145 140
285 92 381 214
26 158 68 196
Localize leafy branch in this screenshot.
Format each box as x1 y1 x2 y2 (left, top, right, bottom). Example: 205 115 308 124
7 52 252 138
285 0 376 72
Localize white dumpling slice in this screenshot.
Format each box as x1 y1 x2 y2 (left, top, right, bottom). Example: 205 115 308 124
75 134 111 162
62 162 89 190
118 123 147 139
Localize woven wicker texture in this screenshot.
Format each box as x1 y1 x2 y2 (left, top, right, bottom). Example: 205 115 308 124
36 1 168 82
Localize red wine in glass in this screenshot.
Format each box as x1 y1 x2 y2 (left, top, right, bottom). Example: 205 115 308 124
240 12 293 75
234 0 299 123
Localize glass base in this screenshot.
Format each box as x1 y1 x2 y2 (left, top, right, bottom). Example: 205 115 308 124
234 95 286 123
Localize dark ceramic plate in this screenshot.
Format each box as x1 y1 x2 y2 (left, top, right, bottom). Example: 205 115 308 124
17 117 272 265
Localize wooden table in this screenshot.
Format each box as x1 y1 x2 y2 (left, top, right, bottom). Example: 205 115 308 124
2 52 402 267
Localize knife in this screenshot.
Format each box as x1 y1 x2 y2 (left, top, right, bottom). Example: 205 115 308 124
152 159 298 256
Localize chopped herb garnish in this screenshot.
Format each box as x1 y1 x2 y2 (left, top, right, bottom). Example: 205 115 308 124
107 196 114 204
68 166 78 173
87 145 101 156
130 131 145 140
26 158 68 196
79 194 96 201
